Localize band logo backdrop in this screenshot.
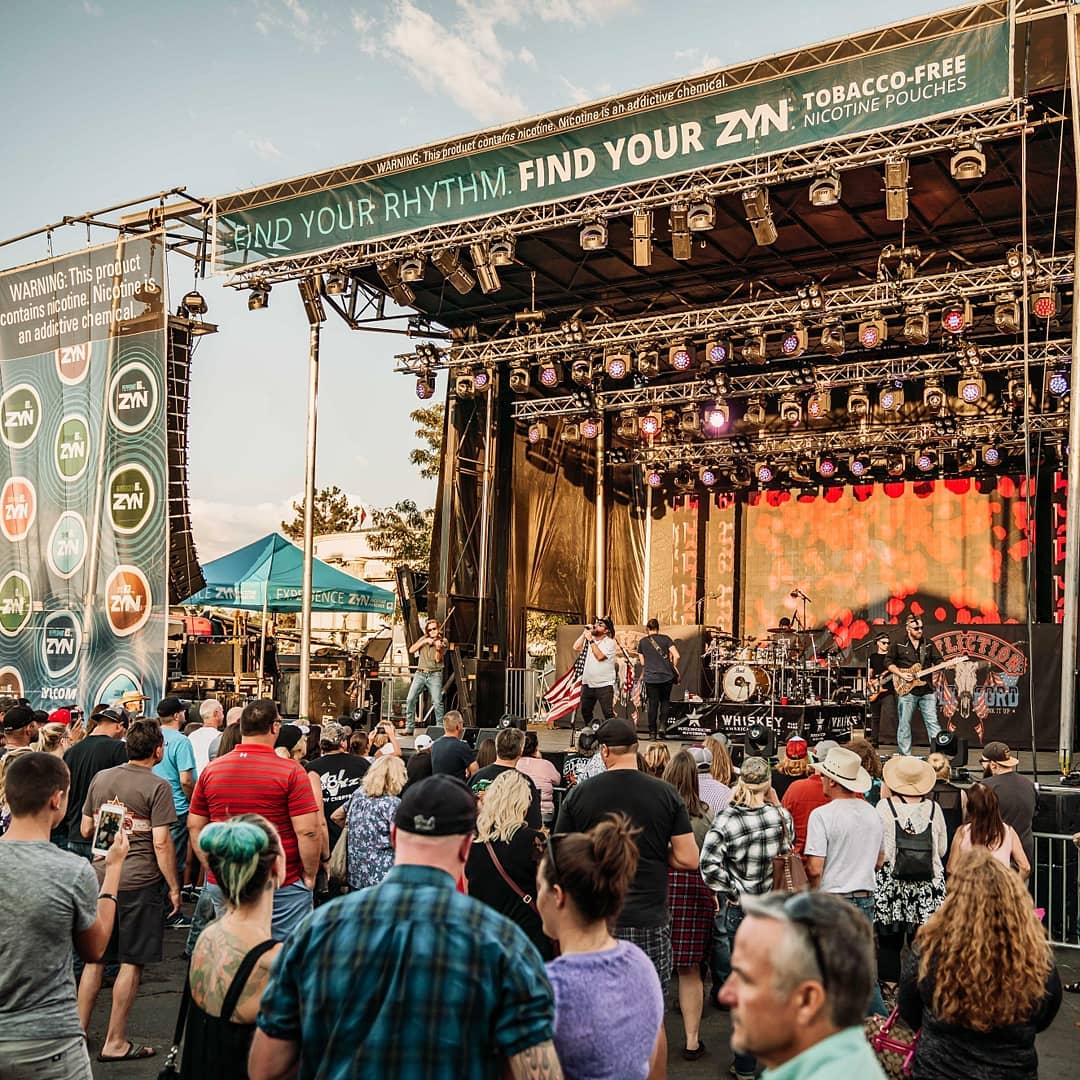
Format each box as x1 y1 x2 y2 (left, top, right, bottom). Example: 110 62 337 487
0 235 169 708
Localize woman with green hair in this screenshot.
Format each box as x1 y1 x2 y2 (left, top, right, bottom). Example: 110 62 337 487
182 815 284 1078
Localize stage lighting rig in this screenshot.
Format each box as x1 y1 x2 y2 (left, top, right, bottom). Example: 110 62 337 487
923 380 947 412
821 323 846 358
816 453 839 479
950 141 986 181
674 471 696 493
508 365 530 393
958 339 981 369
742 187 778 246
744 396 767 426
617 410 639 439
604 349 631 380
797 282 825 313
645 466 664 488
1006 245 1036 281
537 359 564 388
248 282 271 311
636 347 660 378
705 337 730 365
324 270 348 295
632 210 653 266
570 358 594 388
781 324 808 358
778 393 802 425
580 417 601 439
1046 369 1070 402
706 371 730 397
579 220 608 250
754 459 777 485
899 307 930 345
858 316 887 349
526 421 549 444
376 260 418 306
400 255 425 282
848 452 871 479
933 413 959 435
688 196 715 231
471 367 494 393
455 372 476 398
957 374 986 406
809 170 842 207
993 293 1020 333
981 444 1002 467
561 422 582 444
915 448 938 473
941 299 971 334
806 389 831 422
741 330 767 364
415 373 436 400
489 235 516 266
884 155 909 221
640 412 662 438
469 243 501 295
670 204 692 260
699 466 719 487
668 341 695 371
178 290 208 317
704 400 730 433
431 249 475 295
679 404 700 434
878 382 904 412
886 453 906 477
561 318 587 344
1031 287 1058 320
847 386 871 420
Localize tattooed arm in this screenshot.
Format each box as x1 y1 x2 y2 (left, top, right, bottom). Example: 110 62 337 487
505 1041 564 1079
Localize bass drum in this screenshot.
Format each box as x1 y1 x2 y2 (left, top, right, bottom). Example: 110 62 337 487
722 663 771 703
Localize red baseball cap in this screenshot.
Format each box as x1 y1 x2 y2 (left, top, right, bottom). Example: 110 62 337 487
48 708 72 726
785 736 808 761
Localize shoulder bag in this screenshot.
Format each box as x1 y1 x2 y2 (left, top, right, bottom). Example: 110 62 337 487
485 841 538 913
887 799 936 881
770 817 809 894
157 976 191 1080
328 821 350 887
865 1006 919 1078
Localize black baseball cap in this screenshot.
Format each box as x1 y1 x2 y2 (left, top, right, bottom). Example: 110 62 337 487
595 717 638 747
2 705 34 732
95 707 128 728
156 697 186 718
394 775 478 836
875 632 890 642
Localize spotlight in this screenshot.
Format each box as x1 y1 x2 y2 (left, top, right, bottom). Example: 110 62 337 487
848 452 871 478
1048 370 1070 397
993 293 1020 333
508 365 530 393
806 389 831 421
471 367 493 393
957 447 978 473
632 210 653 267
579 221 608 250
821 323 846 357
933 414 958 435
957 375 986 405
180 290 208 316
537 360 564 388
298 275 326 325
645 466 664 488
743 396 766 426
884 155 909 221
431 248 475 295
958 339 981 368
886 453 906 477
603 349 630 380
400 255 425 282
1006 378 1029 411
570 359 593 387
699 466 719 486
668 341 695 371
688 197 715 231
941 300 971 334
778 393 802 425
878 383 905 412
755 460 776 485
900 307 930 345
923 380 947 411
561 318 587 344
1031 288 1058 320
742 187 777 245
469 245 500 293
704 401 730 433
674 471 695 493
705 337 729 365
781 324 808 357
847 387 870 419
981 444 1002 467
527 421 549 444
617 410 638 439
741 331 767 363
561 423 582 444
950 142 986 181
580 417 601 439
706 371 730 396
454 373 475 398
797 282 825 312
640 412 662 437
632 347 659 379
1006 245 1035 280
489 236 516 266
377 260 417 305
670 204 692 260
809 171 842 207
858 316 887 349
324 269 348 295
679 404 700 434
915 448 937 473
415 373 436 400
817 453 839 479
248 283 271 310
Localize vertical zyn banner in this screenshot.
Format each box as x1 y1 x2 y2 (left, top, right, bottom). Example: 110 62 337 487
0 234 168 710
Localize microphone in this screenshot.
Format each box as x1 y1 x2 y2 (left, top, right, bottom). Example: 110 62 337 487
789 588 811 602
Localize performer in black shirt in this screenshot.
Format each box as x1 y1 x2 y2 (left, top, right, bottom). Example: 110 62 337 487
866 633 897 748
636 619 680 740
887 614 943 755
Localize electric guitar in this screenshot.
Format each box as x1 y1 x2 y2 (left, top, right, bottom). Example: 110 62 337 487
870 655 969 699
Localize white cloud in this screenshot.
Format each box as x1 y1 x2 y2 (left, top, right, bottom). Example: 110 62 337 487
674 47 724 74
191 498 293 562
250 0 328 50
248 135 283 159
535 0 635 25
518 45 536 67
82 1 104 14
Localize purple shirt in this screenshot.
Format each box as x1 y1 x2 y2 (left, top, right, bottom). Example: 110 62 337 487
547 940 663 1080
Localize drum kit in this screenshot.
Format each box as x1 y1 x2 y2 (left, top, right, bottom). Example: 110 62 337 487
704 626 841 706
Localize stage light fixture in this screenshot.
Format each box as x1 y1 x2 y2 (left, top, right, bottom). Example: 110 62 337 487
958 339 981 368
489 235 516 266
508 365 530 393
640 412 662 437
603 349 630 380
742 187 778 245
778 393 802 425
431 249 475 295
941 300 971 334
471 367 493 393
616 410 638 439
1048 370 1070 397
377 260 418 305
180 290 208 316
704 400 730 433
1032 287 1058 320
455 372 476 398
580 417 601 439
957 375 986 405
923 380 946 411
993 292 1020 333
636 348 660 377
884 155 909 221
933 414 958 435
886 452 906 477
821 323 846 357
847 387 870 419
848 452 871 478
878 383 905 412
674 471 695 493
705 337 729 365
915 448 937 473
1005 378 1028 412
744 396 767 426
781 324 808 358
858 316 887 349
789 460 814 486
798 282 825 312
688 197 715 231
981 444 1002 467
956 447 978 473
950 142 986 181
400 255 425 282
537 359 564 388
755 460 776 485
632 210 653 266
679 404 700 434
806 389 831 421
809 171 842 207
741 331 767 364
706 371 730 397
579 221 608 250
699 466 719 487
298 275 326 325
1006 245 1036 280
561 422 582 444
570 358 594 387
899 307 930 345
817 453 839 479
324 269 349 295
248 283 271 311
645 466 664 488
415 373 436 400
668 341 695 371
670 204 692 260
526 421 549 444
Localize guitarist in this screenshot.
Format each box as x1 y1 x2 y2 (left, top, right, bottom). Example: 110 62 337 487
866 633 897 748
886 614 943 755
637 618 681 740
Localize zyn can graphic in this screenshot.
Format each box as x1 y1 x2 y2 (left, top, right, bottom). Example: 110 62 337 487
104 564 152 637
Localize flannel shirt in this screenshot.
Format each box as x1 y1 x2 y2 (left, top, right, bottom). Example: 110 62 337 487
699 803 793 900
258 864 554 1079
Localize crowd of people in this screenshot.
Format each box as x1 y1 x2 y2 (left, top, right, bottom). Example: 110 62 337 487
0 694 1074 1079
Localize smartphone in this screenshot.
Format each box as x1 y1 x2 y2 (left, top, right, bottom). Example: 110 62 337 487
92 800 125 858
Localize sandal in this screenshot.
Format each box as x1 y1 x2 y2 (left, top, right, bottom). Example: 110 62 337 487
97 1043 155 1062
1064 981 1080 993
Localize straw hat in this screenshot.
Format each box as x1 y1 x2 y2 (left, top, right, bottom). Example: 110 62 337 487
882 755 937 797
813 746 872 794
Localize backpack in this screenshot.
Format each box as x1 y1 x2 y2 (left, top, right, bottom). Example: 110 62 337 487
886 798 936 882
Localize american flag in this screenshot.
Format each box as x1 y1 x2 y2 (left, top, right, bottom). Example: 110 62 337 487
543 648 587 725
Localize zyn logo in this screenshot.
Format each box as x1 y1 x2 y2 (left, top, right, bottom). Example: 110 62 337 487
47 511 87 579
41 610 81 678
107 464 155 535
0 383 42 450
0 665 23 699
0 477 36 542
55 415 90 482
55 342 91 385
108 361 158 434
0 571 32 637
104 564 152 637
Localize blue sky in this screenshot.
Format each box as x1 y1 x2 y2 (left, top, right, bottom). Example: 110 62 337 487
1 0 944 558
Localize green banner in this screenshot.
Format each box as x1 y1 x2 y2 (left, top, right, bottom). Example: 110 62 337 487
215 20 1010 271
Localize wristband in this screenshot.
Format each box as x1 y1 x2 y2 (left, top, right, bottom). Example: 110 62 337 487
98 893 118 904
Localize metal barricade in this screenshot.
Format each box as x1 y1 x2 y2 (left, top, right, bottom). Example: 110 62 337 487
1032 832 1080 948
505 667 546 721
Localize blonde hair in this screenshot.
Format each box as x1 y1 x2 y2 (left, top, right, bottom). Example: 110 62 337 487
475 770 532 843
34 723 70 756
926 752 952 781
705 736 733 784
642 741 671 778
730 777 771 807
362 754 407 798
916 848 1051 1030
774 755 813 778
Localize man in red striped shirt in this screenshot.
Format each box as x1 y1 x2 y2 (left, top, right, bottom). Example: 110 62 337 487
188 699 321 940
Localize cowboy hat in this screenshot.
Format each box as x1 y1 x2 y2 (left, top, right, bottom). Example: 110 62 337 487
813 746 872 794
882 755 936 797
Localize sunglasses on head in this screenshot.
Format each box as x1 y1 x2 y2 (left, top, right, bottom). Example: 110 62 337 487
781 893 829 990
545 832 565 884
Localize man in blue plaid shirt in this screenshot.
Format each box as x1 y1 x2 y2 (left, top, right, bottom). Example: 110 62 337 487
250 776 562 1079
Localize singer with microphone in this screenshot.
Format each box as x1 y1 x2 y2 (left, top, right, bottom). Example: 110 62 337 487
573 617 618 727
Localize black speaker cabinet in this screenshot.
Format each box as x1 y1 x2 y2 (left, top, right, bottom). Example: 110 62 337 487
279 673 349 721
472 660 506 727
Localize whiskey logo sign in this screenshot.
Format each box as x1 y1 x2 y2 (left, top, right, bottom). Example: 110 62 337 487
0 477 36 542
55 415 90 482
107 464 154 535
108 361 158 434
55 342 90 385
0 571 32 637
104 565 151 637
41 610 81 679
0 383 42 450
